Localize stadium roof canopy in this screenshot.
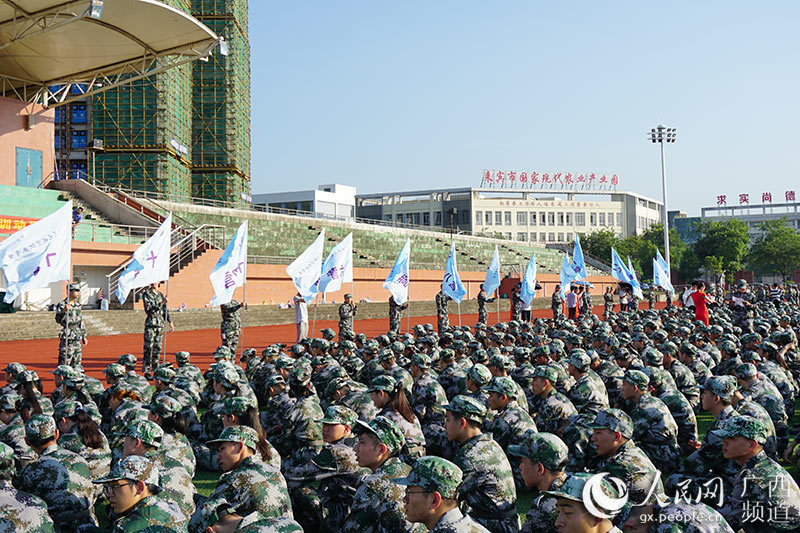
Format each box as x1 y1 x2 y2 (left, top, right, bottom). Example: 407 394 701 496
0 0 222 106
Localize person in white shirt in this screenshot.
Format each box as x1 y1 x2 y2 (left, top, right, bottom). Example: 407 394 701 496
293 292 308 342
566 287 578 320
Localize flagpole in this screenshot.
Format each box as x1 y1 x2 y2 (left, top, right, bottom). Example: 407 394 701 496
458 301 462 327
162 279 169 365
239 281 247 361
64 281 70 365
406 301 411 334
312 294 318 336
496 289 500 326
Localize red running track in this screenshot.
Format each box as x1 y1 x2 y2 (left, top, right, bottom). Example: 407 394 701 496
2 304 657 393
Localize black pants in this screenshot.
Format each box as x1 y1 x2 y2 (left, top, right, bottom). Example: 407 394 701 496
521 310 531 321
568 307 577 319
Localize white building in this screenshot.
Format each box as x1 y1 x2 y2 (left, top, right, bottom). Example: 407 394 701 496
253 184 356 220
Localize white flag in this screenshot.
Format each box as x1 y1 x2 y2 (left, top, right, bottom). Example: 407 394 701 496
286 229 325 301
319 233 353 295
520 254 538 306
383 238 410 305
116 214 173 304
0 201 72 303
209 221 248 307
483 246 501 295
627 256 644 300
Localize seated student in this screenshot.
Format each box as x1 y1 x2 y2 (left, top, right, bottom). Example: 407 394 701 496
543 473 624 533
0 441 54 532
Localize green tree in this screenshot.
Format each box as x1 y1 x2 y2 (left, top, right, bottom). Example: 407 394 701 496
581 229 620 265
691 219 749 283
641 224 687 271
746 219 800 280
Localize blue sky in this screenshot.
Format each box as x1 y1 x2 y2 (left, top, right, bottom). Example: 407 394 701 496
250 2 800 216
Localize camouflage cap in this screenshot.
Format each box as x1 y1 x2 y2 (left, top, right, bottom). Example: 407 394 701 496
390 341 405 354
51 365 78 378
439 348 455 362
53 399 84 420
710 415 768 444
659 342 678 356
589 408 634 439
321 328 336 339
642 348 663 366
341 340 357 351
118 353 137 367
16 370 39 384
718 340 738 354
319 405 357 427
153 366 175 383
543 472 622 509
104 363 126 379
0 441 13 462
483 376 517 399
68 282 81 291
324 377 348 398
393 456 463 499
193 498 238 531
507 432 569 472
759 341 778 354
24 414 57 441
124 419 164 447
377 349 396 363
213 346 232 360
220 396 256 416
568 350 591 372
411 353 432 369
355 416 405 455
488 354 512 370
367 375 397 393
2 362 25 376
741 351 762 363
533 364 558 383
242 348 257 359
445 395 487 423
613 348 632 361
94 455 160 487
680 342 698 356
700 375 738 401
289 365 312 387
264 374 286 388
736 279 747 288
290 344 306 356
466 364 492 387
274 355 295 370
532 345 551 359
213 363 240 389
208 425 259 451
624 369 650 389
0 392 20 410
175 351 190 363
735 363 758 380
470 349 489 364
146 395 182 419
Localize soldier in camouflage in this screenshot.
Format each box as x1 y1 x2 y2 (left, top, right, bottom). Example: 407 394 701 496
220 299 245 355
436 290 452 333
438 349 468 401
0 392 36 470
444 395 519 533
542 473 624 533
567 350 609 416
17 414 97 531
511 283 522 322
141 282 174 378
552 285 563 319
735 362 789 454
477 284 494 327
94 455 188 532
53 399 111 479
507 432 569 533
730 279 755 333
0 441 54 532
396 455 490 532
529 365 577 435
338 294 357 342
389 295 409 333
54 283 87 368
410 353 452 458
603 286 614 317
344 416 424 533
277 367 324 473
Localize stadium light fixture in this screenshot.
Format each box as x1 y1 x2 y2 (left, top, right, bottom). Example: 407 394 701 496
647 124 677 278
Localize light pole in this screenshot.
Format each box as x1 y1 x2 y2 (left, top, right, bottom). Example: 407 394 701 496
648 124 676 274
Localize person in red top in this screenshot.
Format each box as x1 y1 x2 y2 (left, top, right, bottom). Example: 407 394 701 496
690 280 715 325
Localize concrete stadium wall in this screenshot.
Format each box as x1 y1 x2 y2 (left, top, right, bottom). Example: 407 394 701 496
0 97 55 187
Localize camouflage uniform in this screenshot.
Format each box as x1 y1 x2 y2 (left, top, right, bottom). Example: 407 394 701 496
738 364 789 454
638 501 735 533
625 381 681 477
438 353 468 401
714 416 800 532
603 291 614 316
277 377 324 473
552 290 563 319
511 290 522 321
194 427 293 531
388 296 407 333
338 301 356 341
532 380 578 435
57 421 112 479
16 416 97 530
568 370 610 416
54 296 85 368
520 474 566 533
220 300 244 353
0 394 36 470
730 287 755 332
410 362 451 458
477 290 493 326
0 441 54 532
436 291 451 333
142 286 171 375
665 359 701 410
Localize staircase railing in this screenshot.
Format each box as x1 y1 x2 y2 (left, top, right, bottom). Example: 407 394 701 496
105 224 225 304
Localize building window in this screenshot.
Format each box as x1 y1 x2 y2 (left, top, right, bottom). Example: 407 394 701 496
71 130 87 149
558 212 565 226
475 211 482 225
540 212 547 226
424 212 431 226
617 213 622 226
485 211 492 225
384 214 392 222
530 212 537 226
505 232 512 239
599 213 606 226
517 212 527 225
71 103 87 124
530 232 537 242
461 210 469 224
505 211 512 225
496 212 503 225
55 132 62 149
435 212 442 226
590 213 597 226
576 212 585 226
558 232 564 242
517 232 527 241
549 232 556 242
566 232 573 241
566 213 573 225
548 212 555 225
412 213 421 225
540 232 547 242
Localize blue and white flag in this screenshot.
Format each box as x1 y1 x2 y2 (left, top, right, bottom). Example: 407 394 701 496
442 243 467 303
483 246 501 295
319 232 353 295
571 235 588 281
520 255 538 306
286 229 325 302
560 253 577 300
0 201 72 303
209 220 248 307
628 256 644 299
384 238 410 305
116 214 172 304
610 248 634 284
654 249 674 294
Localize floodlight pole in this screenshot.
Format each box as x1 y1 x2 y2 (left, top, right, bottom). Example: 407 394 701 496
649 125 676 277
